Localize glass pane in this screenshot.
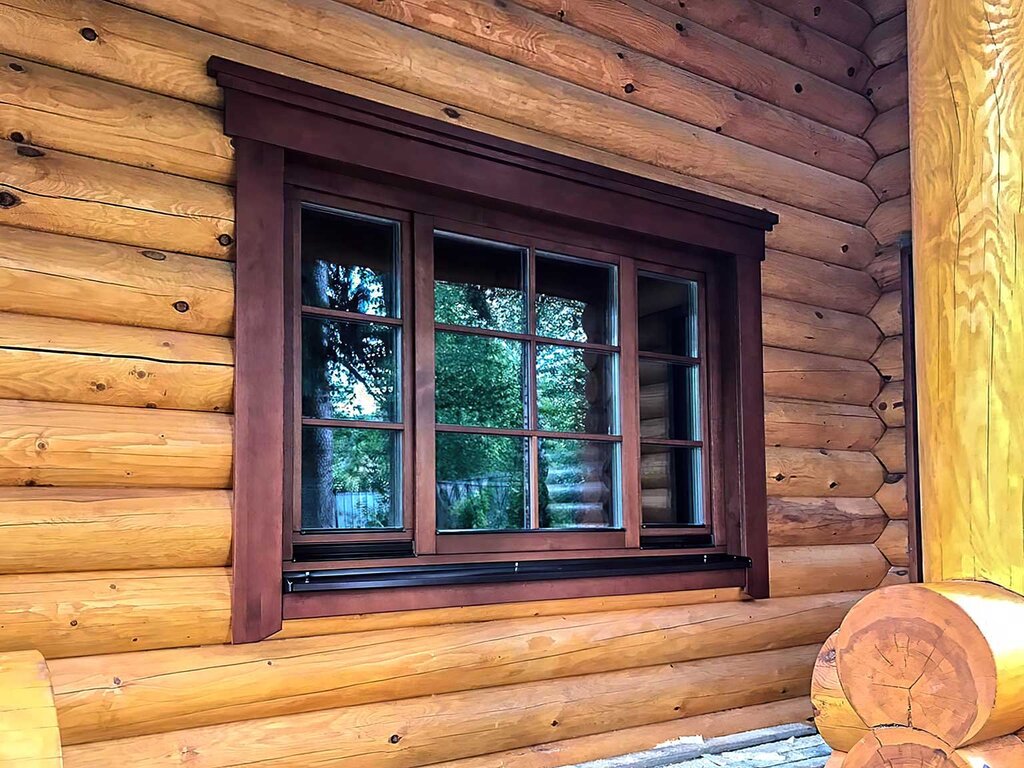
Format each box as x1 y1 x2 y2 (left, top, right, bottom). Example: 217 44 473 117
539 439 618 529
641 444 703 526
301 426 400 530
301 206 399 317
536 253 615 344
638 360 700 440
434 231 526 333
436 432 528 531
637 274 698 357
302 317 398 422
537 345 617 435
435 331 526 429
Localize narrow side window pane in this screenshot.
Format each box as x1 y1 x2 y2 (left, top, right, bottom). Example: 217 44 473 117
638 360 700 441
301 206 399 317
637 274 698 357
537 345 617 435
434 231 526 333
301 317 399 422
641 444 703 526
301 426 401 530
536 253 615 344
436 433 528 531
539 439 618 529
435 331 526 429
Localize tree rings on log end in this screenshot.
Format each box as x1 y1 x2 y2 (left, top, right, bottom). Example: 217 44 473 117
845 728 952 768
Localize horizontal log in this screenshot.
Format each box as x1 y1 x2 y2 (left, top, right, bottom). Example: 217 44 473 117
756 0 873 48
59 644 821 768
763 250 880 314
769 545 890 597
874 427 907 473
879 565 911 587
0 567 231 659
870 290 903 337
0 226 234 335
763 347 882 405
766 446 885 497
767 497 888 546
862 12 907 67
0 399 232 488
0 312 233 411
0 650 63 766
117 0 878 223
875 475 908 519
0 143 234 259
513 0 875 136
866 57 909 113
762 297 883 360
0 0 878 269
428 698 813 768
867 242 902 291
871 336 904 382
644 0 873 89
865 149 910 202
0 55 233 183
812 630 869 752
867 195 912 247
859 0 905 23
0 488 231 574
844 727 1024 768
875 520 909 567
764 397 884 451
872 381 905 427
864 103 910 158
51 592 858 744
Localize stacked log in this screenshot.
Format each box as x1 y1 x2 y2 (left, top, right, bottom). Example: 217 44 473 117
813 582 1024 766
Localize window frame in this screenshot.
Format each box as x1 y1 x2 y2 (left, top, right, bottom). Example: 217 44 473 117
214 57 773 643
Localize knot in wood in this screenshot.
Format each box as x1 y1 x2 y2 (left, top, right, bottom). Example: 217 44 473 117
0 191 21 208
16 145 44 158
141 250 167 260
7 62 24 73
442 106 460 119
8 131 25 143
173 300 190 313
80 27 99 41
217 233 234 246
623 83 636 93
389 734 402 744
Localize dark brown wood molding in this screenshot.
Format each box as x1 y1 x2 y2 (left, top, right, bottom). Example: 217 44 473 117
900 234 922 583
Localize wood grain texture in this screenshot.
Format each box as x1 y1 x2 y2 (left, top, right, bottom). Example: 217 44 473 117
874 427 906 473
859 0 906 23
58 645 820 768
762 297 883 360
0 650 63 768
867 243 902 291
765 397 884 450
864 104 910 158
870 290 903 337
875 475 908 519
865 149 911 202
871 336 904 382
767 497 888 546
866 195 912 246
763 347 882 405
878 565 911 587
50 593 858 744
0 226 234 336
756 0 873 48
769 545 889 596
811 630 869 752
862 12 907 67
908 0 1024 593
0 488 231 574
872 381 905 427
766 447 885 497
0 399 232 488
0 568 231 658
875 520 909 567
866 57 908 112
0 142 234 259
763 250 880 314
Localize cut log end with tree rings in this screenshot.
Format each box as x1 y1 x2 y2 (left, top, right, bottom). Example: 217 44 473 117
844 728 952 768
835 582 1024 747
812 630 870 752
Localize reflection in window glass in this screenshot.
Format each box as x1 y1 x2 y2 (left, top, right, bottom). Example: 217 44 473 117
637 274 698 357
436 433 528 531
638 360 700 441
301 426 401 530
434 231 526 333
301 206 399 316
435 331 526 429
536 253 615 344
539 439 617 528
641 444 703 526
537 345 617 435
301 317 398 422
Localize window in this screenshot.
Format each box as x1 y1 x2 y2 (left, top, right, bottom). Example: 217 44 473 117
214 58 773 642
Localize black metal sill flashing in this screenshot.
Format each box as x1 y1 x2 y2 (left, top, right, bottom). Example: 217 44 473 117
284 553 751 593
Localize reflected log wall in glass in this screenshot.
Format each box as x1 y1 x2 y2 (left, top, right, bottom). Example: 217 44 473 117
539 439 617 528
536 253 615 344
640 444 703 526
537 345 616 435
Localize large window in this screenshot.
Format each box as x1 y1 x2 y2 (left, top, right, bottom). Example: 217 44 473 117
215 58 771 641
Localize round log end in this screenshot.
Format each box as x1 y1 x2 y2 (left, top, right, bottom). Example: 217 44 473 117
845 728 952 768
813 630 870 752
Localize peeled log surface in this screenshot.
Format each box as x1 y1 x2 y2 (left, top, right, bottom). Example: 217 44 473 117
872 382 905 428
866 58 909 114
0 313 233 412
763 348 882 405
755 0 872 49
871 337 904 383
0 226 234 336
812 631 869 752
766 447 885 498
767 497 888 546
762 298 882 360
0 650 63 767
0 488 231 574
0 568 231 659
869 291 903 337
879 566 910 588
875 476 908 520
835 582 1024 747
875 520 909 567
865 150 910 203
867 244 902 293
59 645 820 768
845 728 1024 768
763 250 879 315
0 399 232 488
873 428 906 473
764 397 884 451
825 753 847 768
866 195 912 248
862 12 907 68
864 104 910 159
769 545 889 597
50 592 858 744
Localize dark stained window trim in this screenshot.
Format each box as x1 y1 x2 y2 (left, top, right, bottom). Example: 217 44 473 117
213 58 773 643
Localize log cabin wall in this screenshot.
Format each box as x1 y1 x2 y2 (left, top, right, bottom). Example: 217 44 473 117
0 0 910 764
